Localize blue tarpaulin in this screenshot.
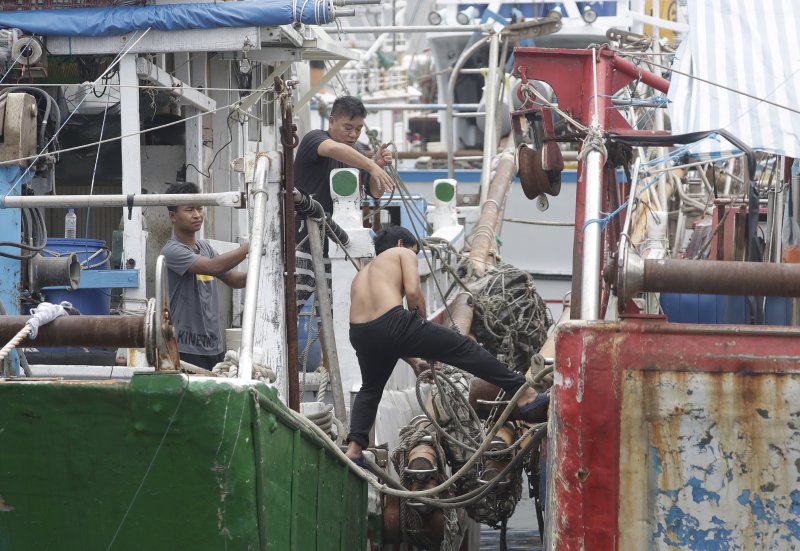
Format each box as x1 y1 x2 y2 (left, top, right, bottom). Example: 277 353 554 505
0 0 333 37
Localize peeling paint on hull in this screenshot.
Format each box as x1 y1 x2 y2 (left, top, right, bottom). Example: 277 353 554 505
549 320 800 551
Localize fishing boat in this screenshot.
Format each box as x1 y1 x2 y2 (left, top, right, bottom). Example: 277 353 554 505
1 0 799 550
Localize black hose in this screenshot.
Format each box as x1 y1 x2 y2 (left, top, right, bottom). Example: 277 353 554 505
292 189 350 247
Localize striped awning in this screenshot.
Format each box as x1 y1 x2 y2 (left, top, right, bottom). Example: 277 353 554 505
667 0 800 158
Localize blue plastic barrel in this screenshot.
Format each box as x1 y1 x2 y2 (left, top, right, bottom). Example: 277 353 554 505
42 238 111 315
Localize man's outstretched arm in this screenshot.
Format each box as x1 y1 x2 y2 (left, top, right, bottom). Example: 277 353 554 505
317 139 394 197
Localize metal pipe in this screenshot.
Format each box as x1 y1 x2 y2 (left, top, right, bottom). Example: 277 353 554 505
362 103 480 111
334 0 382 4
580 150 604 320
324 24 491 34
628 258 800 298
1 192 244 209
578 47 612 321
356 33 389 68
791 168 800 325
612 54 671 94
238 155 270 381
468 150 516 277
773 166 785 264
280 80 300 411
0 315 145 347
479 32 500 206
447 35 492 179
307 217 348 424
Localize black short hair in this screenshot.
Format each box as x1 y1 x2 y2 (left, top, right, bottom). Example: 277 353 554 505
165 181 199 212
374 226 418 255
330 96 367 120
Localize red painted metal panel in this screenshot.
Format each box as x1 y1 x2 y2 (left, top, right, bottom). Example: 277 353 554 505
549 319 800 550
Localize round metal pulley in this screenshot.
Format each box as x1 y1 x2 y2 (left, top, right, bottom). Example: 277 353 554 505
11 36 43 66
518 142 564 200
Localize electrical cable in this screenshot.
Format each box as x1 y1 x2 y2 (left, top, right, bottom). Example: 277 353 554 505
185 114 236 179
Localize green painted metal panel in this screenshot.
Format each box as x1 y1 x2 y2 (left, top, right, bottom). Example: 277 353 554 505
0 374 369 551
317 447 343 551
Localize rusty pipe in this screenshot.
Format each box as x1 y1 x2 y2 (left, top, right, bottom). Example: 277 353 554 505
449 292 474 336
468 151 516 277
278 77 300 412
0 315 145 348
612 54 671 94
619 255 800 303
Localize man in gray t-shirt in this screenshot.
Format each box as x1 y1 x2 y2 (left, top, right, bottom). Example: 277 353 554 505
160 182 249 370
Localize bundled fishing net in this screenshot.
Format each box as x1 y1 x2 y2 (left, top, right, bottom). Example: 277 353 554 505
470 264 551 373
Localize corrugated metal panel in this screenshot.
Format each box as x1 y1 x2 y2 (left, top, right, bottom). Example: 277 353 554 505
550 319 800 550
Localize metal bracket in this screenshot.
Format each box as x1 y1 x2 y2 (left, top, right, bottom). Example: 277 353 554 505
148 255 181 371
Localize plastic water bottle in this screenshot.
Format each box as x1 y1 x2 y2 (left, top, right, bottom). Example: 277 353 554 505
64 208 77 239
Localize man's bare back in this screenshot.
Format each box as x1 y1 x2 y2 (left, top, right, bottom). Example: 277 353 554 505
350 246 425 323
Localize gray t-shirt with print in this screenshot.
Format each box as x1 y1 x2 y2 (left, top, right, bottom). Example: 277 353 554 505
160 236 224 356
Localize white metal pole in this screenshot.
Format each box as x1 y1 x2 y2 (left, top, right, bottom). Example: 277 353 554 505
1 192 244 209
580 150 604 320
238 155 270 382
323 24 490 33
119 54 147 318
479 32 500 205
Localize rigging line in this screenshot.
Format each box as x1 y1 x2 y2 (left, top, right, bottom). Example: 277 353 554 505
613 49 800 116
5 27 152 197
105 378 189 551
85 84 113 238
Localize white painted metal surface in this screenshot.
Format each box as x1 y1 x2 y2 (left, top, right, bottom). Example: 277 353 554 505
120 55 148 325
46 27 261 55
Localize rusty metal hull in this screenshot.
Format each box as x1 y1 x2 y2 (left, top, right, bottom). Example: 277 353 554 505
550 319 800 550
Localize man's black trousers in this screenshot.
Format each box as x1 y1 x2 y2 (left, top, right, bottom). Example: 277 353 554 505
346 306 526 449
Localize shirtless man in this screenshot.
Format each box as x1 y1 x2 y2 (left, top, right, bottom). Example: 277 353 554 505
345 226 549 463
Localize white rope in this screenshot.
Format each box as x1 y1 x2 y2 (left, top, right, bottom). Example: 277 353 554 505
0 301 72 362
212 349 276 382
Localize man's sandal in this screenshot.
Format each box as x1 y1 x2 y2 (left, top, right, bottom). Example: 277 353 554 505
518 389 550 423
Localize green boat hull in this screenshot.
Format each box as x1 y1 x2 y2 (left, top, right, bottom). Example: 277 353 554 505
0 373 370 550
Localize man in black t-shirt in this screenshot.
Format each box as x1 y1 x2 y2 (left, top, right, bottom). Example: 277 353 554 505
294 96 394 312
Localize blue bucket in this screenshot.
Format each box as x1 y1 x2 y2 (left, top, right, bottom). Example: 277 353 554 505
41 238 111 315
